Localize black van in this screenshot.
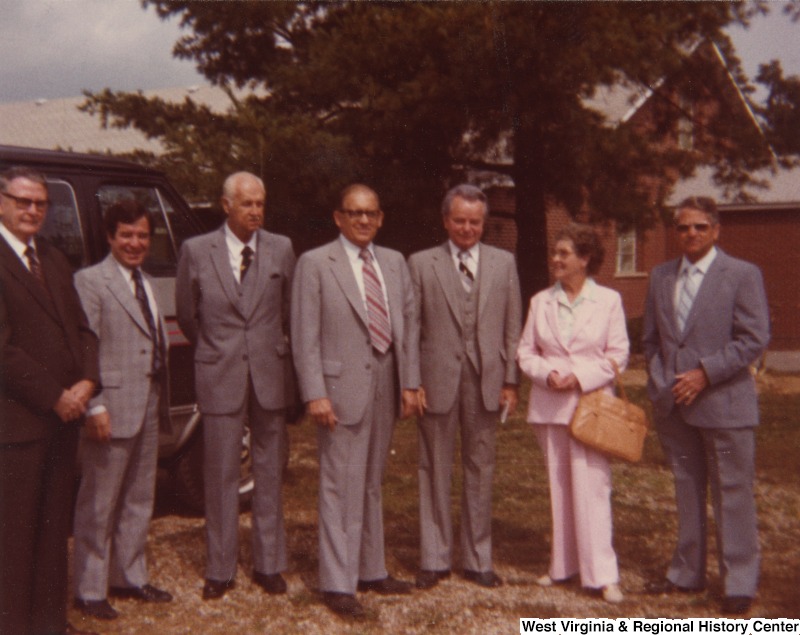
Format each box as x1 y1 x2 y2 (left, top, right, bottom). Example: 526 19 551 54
0 145 253 511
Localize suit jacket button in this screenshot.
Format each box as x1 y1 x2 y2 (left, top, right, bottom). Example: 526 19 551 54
242 354 248 361
365 363 371 370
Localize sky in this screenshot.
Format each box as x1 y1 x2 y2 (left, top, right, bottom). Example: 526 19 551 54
0 1 798 105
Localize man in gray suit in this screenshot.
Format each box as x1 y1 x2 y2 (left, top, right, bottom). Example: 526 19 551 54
176 172 295 600
291 184 420 618
408 184 522 590
73 200 172 620
643 196 769 615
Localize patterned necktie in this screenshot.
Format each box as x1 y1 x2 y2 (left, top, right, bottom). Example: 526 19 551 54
359 248 392 354
458 250 474 292
133 268 164 377
676 265 699 333
240 246 254 283
24 246 47 288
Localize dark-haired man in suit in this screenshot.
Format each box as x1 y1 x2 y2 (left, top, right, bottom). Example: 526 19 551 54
0 166 100 635
72 199 173 621
643 196 770 615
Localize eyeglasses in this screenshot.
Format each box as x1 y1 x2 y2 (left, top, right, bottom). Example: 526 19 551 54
675 223 712 234
339 208 381 221
1 191 49 212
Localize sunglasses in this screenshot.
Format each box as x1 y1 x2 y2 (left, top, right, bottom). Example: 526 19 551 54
675 223 712 234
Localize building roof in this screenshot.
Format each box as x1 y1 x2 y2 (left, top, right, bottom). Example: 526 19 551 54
0 85 238 155
669 164 800 209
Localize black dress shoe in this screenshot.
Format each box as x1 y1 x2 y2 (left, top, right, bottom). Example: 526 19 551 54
644 578 705 595
357 575 412 595
253 571 287 594
462 569 503 588
722 595 752 615
110 583 173 603
415 569 451 590
63 623 99 635
202 578 235 600
322 592 366 618
74 598 119 620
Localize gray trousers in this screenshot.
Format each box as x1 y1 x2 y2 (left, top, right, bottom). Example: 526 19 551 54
73 382 160 600
317 349 396 594
656 410 759 597
203 380 288 581
418 362 496 573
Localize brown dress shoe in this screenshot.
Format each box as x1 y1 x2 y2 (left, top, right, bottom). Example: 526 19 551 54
202 578 235 600
73 598 119 620
462 569 503 588
415 569 451 590
357 575 411 595
253 571 288 594
322 592 366 618
110 583 173 603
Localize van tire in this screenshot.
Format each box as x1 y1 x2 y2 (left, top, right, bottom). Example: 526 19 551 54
172 423 255 513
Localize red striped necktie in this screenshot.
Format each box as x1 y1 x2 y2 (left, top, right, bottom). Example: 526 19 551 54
359 248 392 354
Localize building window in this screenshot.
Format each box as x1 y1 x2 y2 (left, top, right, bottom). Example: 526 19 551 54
677 95 694 151
616 227 637 274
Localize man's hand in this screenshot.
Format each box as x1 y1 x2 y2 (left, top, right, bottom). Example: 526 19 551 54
307 398 338 431
499 385 518 417
402 389 424 418
53 389 87 423
672 368 709 406
546 371 579 392
68 379 96 408
85 411 112 442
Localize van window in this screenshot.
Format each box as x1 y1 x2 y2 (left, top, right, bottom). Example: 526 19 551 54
97 185 179 276
41 179 85 269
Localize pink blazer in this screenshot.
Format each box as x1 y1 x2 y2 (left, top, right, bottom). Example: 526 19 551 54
517 282 629 425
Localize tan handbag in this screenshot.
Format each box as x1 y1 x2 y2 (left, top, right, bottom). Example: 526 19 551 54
568 360 649 462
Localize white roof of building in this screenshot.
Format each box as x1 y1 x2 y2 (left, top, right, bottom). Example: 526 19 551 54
0 85 239 155
669 164 800 208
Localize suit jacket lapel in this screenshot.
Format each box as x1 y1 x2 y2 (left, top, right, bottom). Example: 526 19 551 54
431 243 464 330
101 254 151 338
242 230 271 320
0 238 61 323
661 260 680 338
680 252 727 340
543 288 570 353
209 227 244 317
329 240 369 328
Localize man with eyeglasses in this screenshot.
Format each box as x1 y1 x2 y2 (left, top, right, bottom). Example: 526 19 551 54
0 167 100 635
643 196 770 615
291 184 421 618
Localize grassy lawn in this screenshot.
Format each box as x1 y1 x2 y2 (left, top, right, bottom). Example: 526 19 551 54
68 375 800 633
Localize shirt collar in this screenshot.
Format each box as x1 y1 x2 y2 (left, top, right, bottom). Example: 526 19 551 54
680 246 717 276
224 223 257 254
449 240 479 262
0 224 34 260
554 277 596 306
340 234 374 262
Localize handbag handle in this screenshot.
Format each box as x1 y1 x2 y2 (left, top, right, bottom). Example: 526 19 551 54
609 359 630 404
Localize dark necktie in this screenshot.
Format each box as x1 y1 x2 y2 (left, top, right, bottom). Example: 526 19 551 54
240 246 254 283
24 246 47 289
359 248 392 354
133 268 164 377
458 250 474 292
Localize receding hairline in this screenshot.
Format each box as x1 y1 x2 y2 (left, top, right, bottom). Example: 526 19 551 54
338 183 380 209
222 172 265 200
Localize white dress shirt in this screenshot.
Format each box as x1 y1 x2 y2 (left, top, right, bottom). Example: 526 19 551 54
339 235 391 318
224 223 258 284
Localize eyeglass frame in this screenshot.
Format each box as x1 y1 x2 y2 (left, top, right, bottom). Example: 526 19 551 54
675 222 713 234
1 190 49 212
338 208 381 221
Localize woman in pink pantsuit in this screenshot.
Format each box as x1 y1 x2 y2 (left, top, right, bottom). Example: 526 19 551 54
517 223 629 603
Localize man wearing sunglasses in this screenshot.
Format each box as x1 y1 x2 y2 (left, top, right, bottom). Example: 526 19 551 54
0 167 100 635
643 196 770 615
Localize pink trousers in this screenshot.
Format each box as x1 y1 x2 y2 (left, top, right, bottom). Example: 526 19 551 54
534 424 619 588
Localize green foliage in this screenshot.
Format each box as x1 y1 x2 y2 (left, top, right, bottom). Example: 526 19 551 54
80 1 799 298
